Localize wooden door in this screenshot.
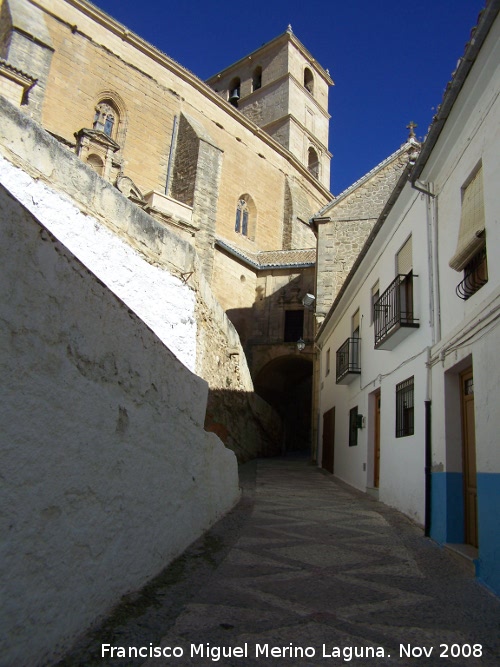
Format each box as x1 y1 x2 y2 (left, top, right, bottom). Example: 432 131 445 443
461 368 478 547
374 391 381 488
322 407 335 473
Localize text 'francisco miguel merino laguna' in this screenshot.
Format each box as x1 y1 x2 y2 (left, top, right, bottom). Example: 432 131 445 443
101 642 389 661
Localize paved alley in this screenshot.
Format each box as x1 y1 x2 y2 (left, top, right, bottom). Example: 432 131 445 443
60 458 500 667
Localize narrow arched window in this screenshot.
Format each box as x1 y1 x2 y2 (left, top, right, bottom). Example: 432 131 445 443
235 194 256 239
235 198 249 235
308 147 319 178
304 68 314 95
252 66 262 92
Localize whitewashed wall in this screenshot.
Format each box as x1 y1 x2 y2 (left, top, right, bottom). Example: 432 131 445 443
418 11 500 596
317 184 431 525
0 175 239 665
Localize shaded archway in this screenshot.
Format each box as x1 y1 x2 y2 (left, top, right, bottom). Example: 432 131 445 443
254 355 313 454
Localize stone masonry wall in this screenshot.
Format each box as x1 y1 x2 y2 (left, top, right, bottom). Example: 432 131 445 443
3 0 54 121
21 0 330 251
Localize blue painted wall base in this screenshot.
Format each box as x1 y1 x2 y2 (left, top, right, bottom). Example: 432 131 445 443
476 473 500 597
430 471 500 597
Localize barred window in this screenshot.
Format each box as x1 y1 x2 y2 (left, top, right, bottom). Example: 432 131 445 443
349 406 358 447
396 377 414 437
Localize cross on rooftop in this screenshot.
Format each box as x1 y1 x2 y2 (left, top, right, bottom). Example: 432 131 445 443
407 121 417 138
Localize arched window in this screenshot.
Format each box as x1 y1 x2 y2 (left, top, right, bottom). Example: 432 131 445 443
93 101 117 138
252 66 262 92
235 194 256 239
229 77 241 107
304 68 314 95
308 147 319 179
235 198 249 235
87 153 104 176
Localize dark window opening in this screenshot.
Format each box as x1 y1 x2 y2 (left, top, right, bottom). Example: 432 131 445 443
349 407 358 447
284 310 304 342
304 68 314 95
229 78 241 107
252 66 262 92
308 147 319 178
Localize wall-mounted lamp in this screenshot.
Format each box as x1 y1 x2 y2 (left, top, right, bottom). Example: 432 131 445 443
302 293 315 308
296 338 306 352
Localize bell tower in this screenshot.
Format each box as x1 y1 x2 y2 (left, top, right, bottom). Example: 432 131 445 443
206 26 333 189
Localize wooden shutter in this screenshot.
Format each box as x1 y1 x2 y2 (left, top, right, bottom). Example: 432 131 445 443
449 166 485 271
397 236 413 276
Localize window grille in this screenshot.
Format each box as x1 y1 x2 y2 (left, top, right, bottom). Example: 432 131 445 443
456 244 488 300
396 377 414 437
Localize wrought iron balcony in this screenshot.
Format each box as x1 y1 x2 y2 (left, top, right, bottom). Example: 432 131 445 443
374 273 419 350
336 337 361 384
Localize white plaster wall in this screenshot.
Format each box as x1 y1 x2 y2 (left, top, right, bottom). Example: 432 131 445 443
421 16 500 475
318 184 431 524
0 183 240 665
425 16 500 339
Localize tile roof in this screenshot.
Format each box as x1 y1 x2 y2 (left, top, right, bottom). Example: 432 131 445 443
216 238 316 269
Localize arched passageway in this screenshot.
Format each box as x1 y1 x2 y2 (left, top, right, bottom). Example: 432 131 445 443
254 355 313 454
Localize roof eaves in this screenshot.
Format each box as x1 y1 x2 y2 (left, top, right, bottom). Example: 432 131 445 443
216 240 315 270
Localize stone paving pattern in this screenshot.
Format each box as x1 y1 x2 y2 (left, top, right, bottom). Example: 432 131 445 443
60 458 500 667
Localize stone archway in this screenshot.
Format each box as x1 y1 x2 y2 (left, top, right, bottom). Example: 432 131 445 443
254 355 313 454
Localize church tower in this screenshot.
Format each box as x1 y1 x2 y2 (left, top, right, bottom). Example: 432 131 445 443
206 26 333 189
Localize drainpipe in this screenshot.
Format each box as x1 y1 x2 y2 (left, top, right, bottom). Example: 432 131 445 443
165 115 178 196
424 396 432 537
412 178 438 537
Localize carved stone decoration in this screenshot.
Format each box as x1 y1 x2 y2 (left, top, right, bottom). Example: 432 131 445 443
74 127 121 181
115 173 146 204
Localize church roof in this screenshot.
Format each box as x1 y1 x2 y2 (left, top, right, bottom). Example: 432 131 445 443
216 239 316 270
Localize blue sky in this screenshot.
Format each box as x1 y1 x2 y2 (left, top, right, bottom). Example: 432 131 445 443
91 0 486 194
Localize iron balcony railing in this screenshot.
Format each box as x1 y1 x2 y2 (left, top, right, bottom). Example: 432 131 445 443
336 337 361 383
374 273 419 349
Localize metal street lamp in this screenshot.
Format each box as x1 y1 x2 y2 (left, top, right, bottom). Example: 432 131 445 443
296 338 306 352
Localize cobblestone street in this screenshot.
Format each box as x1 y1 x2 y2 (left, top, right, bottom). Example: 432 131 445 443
60 458 500 667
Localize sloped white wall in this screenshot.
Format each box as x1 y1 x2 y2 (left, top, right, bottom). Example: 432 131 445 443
0 180 239 666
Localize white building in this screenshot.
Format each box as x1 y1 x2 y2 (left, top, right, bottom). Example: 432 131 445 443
411 0 500 596
316 150 430 526
316 0 500 596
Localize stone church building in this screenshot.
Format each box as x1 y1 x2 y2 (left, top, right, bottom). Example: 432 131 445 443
0 0 347 453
